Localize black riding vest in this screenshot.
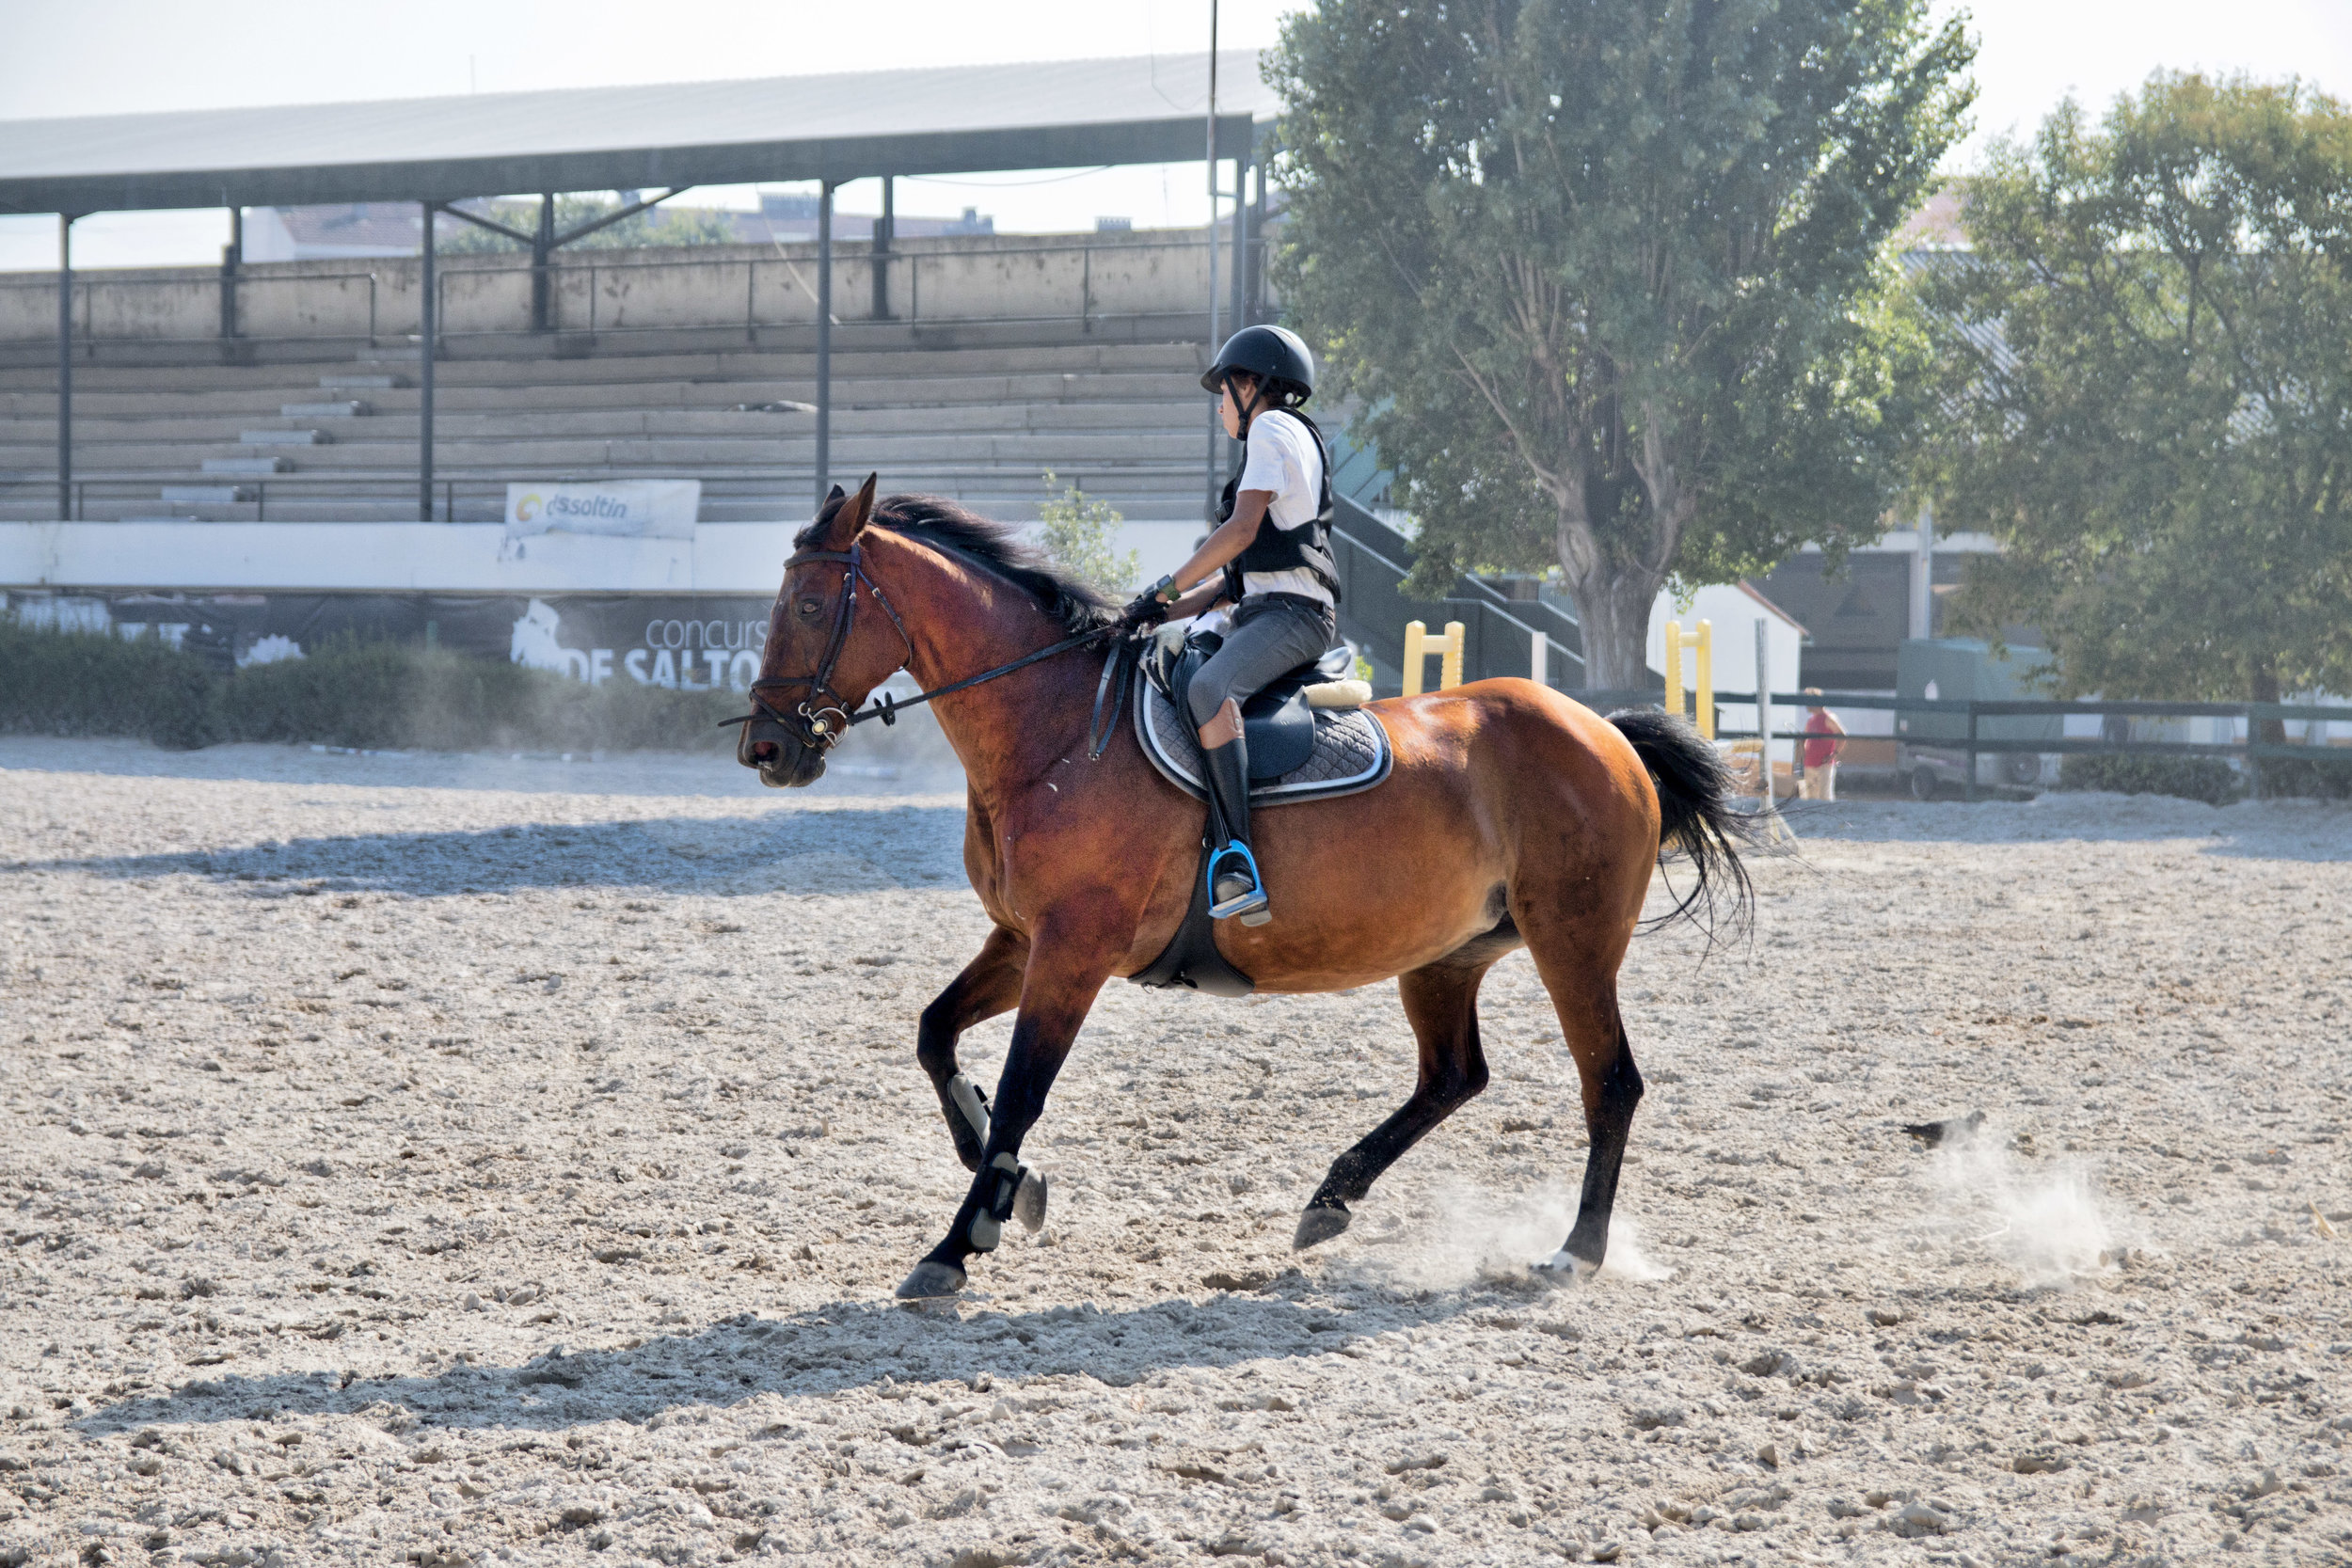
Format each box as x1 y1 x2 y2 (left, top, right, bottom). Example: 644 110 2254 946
1218 408 1343 606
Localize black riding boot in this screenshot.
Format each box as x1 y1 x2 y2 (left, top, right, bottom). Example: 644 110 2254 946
1203 736 1270 926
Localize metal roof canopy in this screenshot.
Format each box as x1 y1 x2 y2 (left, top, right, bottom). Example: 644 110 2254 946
0 52 1270 216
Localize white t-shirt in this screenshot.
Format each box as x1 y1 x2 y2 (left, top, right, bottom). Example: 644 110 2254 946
1231 408 1332 607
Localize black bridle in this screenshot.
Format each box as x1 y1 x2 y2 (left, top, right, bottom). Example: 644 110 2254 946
721 541 1125 756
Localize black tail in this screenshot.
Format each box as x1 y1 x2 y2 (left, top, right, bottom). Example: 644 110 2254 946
1609 708 1759 947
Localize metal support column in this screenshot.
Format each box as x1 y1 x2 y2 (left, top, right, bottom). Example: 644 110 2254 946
815 180 834 507
420 201 437 521
56 215 73 522
532 194 555 331
219 207 242 342
871 177 894 321
1229 154 1248 335
1249 151 1269 322
1203 14 1223 524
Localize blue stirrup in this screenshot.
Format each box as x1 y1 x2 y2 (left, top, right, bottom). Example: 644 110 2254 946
1206 841 1266 920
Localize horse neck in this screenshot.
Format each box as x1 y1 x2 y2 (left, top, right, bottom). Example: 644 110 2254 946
873 532 1099 799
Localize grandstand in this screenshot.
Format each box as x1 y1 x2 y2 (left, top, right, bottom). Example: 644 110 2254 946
0 230 1232 540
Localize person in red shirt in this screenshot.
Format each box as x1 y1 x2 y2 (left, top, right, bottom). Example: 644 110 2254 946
1801 689 1847 800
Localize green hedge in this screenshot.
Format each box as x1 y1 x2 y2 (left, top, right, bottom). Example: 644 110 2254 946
2056 752 2243 805
0 621 738 752
2254 752 2352 801
2058 747 2352 803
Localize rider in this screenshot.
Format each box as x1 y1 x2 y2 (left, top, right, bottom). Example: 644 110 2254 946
1121 325 1341 927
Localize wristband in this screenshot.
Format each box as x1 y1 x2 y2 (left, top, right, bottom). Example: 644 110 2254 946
1149 575 1181 604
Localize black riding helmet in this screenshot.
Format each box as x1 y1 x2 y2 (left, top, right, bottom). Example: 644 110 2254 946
1200 325 1316 404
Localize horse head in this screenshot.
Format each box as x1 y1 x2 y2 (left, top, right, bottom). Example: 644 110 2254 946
737 473 910 787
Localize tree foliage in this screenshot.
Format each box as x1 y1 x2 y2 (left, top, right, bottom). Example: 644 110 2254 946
1269 0 1972 684
1035 472 1140 596
1915 73 2352 707
439 195 739 255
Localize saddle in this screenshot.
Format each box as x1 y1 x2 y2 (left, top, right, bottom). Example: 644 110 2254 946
1134 631 1391 804
1125 629 1392 998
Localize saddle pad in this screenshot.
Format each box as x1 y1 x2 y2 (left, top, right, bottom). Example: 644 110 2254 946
1135 667 1391 806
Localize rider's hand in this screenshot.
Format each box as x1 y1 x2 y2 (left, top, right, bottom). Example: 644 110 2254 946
1119 577 1178 630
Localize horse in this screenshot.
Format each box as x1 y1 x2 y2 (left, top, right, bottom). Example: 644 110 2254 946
736 476 1753 1299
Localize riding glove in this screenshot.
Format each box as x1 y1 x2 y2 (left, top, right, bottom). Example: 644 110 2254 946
1119 577 1179 630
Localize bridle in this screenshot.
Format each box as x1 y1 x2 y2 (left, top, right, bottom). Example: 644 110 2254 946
728 544 916 753
722 540 1125 756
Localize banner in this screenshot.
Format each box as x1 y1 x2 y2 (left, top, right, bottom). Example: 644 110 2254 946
7 590 773 686
503 480 701 541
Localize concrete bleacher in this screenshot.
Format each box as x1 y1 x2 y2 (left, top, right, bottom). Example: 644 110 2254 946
0 321 1222 530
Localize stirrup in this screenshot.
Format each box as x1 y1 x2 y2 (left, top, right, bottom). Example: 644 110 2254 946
1206 843 1271 926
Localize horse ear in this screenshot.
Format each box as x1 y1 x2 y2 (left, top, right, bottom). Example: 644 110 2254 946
822 472 880 549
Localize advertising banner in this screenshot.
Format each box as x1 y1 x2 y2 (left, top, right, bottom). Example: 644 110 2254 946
503 480 701 541
7 590 774 689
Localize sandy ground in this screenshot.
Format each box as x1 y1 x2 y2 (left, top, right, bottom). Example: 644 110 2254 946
1 735 2348 1568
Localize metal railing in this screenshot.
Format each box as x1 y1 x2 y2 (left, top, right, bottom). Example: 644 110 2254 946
3 467 1216 523
1329 496 1586 690
1564 689 2352 800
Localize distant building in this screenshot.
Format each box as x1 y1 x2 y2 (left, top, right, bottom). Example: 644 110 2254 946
241 203 425 261
1893 183 1967 250
240 190 995 261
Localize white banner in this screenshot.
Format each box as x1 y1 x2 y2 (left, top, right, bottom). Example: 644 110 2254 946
503 480 701 541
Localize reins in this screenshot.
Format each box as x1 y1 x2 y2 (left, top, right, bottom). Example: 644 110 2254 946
719 540 1129 756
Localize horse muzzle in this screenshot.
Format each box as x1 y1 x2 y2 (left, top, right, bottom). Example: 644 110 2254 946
736 715 828 788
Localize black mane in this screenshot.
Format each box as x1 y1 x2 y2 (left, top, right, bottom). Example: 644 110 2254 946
797 493 1118 636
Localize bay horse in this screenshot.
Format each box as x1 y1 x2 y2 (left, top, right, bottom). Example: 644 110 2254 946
738 477 1752 1299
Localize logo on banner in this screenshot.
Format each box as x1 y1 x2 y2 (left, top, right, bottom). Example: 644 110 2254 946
502 480 701 541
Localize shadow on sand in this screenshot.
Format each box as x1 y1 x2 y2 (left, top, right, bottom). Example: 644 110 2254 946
7 808 973 896
79 1284 1509 1436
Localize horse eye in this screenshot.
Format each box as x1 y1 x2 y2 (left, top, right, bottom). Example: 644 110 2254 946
797 598 821 617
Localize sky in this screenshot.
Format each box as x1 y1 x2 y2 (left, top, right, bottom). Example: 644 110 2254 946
2 0 2347 271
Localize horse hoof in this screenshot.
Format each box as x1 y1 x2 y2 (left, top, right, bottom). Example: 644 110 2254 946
1293 1203 1352 1251
1532 1247 1600 1283
1013 1169 1049 1233
894 1259 968 1300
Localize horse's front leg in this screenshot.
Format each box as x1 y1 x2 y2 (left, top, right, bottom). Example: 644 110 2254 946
898 930 1116 1299
916 925 1029 1171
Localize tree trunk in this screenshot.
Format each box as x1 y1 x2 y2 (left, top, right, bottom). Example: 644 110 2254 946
1558 562 1665 692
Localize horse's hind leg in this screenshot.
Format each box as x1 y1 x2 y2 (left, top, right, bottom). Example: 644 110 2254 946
916 926 1027 1172
1524 942 1643 1278
1294 959 1493 1250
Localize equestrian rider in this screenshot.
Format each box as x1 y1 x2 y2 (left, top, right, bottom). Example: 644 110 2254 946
1121 325 1341 927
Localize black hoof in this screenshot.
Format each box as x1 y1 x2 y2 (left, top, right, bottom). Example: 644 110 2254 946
895 1259 967 1299
1013 1169 1049 1233
1293 1203 1352 1251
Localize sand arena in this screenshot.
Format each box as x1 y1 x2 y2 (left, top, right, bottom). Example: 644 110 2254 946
1 735 2347 1566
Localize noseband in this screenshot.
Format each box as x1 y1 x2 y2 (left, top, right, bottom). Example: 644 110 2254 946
741 544 917 754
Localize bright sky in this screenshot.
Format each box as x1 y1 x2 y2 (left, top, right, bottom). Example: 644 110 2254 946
2 0 2346 271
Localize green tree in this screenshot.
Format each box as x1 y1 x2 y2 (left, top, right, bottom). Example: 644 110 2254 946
1914 73 2352 724
1269 0 1972 686
1036 472 1139 596
439 195 739 255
